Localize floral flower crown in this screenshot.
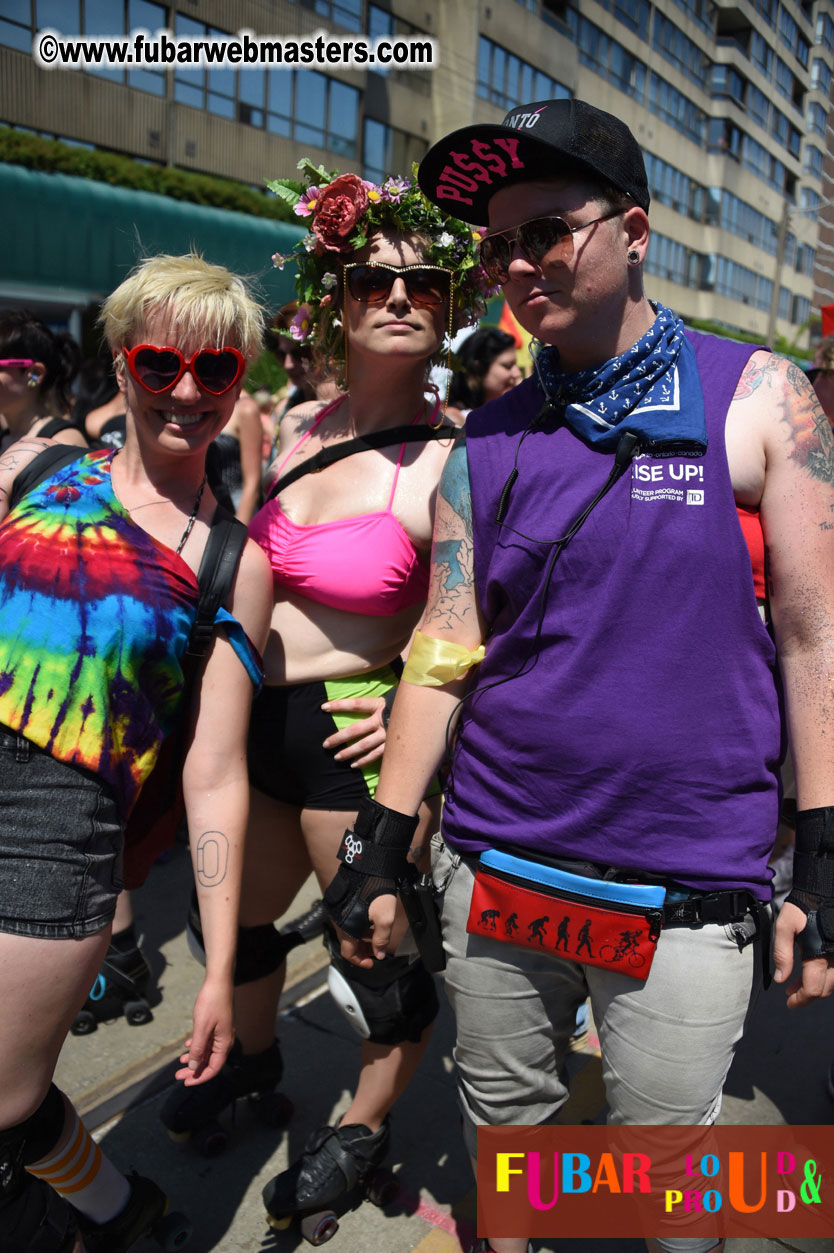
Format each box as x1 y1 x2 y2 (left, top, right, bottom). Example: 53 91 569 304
268 159 496 369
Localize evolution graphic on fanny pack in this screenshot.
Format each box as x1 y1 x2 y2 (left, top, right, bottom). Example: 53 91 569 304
466 850 667 981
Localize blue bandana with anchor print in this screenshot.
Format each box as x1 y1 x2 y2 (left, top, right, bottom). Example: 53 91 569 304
534 303 707 455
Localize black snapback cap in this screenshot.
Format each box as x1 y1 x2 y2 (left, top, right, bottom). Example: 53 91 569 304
418 98 650 224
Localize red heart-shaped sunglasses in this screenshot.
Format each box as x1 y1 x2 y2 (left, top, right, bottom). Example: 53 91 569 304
124 344 245 396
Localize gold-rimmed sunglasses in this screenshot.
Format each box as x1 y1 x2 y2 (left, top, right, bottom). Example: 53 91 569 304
480 209 624 282
342 263 453 308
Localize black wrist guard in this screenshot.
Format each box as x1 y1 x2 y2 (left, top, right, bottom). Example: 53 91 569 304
786 806 834 957
323 797 418 939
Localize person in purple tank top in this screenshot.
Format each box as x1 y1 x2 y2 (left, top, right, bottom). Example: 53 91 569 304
320 100 834 1253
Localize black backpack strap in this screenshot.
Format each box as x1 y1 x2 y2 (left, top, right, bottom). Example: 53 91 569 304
266 423 457 502
186 505 249 659
38 418 78 439
9 444 89 511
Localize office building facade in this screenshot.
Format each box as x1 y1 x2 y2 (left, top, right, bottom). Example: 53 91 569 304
1 0 832 346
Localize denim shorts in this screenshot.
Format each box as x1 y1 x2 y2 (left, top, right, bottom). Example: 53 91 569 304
0 727 123 939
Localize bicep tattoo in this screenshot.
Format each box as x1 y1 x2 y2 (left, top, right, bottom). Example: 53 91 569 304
782 364 834 488
194 830 230 887
736 355 834 489
424 438 476 628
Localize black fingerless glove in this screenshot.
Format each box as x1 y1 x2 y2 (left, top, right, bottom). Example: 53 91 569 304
785 806 834 959
323 797 418 939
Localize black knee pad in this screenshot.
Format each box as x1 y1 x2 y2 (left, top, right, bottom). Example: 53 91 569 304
0 1087 76 1252
187 891 289 986
0 1084 65 1169
234 922 291 985
324 928 439 1045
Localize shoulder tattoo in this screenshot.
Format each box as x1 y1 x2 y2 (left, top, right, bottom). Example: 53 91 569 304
424 437 476 627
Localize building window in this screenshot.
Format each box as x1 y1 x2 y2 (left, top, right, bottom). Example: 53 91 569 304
649 74 707 145
171 14 358 155
304 0 363 33
712 64 745 106
795 242 816 277
644 232 701 286
668 0 713 34
126 0 165 96
817 12 834 52
708 117 741 159
714 188 780 253
746 83 769 129
652 12 709 89
811 58 832 94
595 0 651 41
801 187 821 212
808 100 828 137
714 256 773 311
476 35 570 111
565 12 647 100
362 117 427 183
644 152 703 219
792 294 811 325
368 5 431 93
804 144 825 178
750 31 773 76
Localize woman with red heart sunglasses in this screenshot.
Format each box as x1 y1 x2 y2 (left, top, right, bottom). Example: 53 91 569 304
0 253 273 1250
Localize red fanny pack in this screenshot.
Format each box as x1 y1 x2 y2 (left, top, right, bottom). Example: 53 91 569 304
466 849 666 981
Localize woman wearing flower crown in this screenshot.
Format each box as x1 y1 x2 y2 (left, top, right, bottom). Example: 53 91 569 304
162 162 489 1221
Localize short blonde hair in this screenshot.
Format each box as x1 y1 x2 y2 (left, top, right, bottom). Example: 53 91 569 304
99 253 265 362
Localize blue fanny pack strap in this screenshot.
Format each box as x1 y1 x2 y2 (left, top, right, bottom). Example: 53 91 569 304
479 849 667 909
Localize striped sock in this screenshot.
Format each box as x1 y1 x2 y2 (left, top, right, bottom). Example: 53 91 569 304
26 1105 131 1224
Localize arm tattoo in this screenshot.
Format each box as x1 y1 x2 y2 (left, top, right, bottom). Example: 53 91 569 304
438 437 473 541
782 365 834 487
424 438 475 628
195 830 229 887
735 355 834 488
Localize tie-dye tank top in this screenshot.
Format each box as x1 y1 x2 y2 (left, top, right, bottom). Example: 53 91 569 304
0 449 261 816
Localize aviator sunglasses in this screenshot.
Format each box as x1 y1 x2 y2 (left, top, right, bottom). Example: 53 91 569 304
124 344 245 395
343 263 452 308
480 208 624 282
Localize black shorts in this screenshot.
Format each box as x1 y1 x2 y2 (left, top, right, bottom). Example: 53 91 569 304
248 664 400 810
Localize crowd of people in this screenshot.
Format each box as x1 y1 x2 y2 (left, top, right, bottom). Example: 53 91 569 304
1 95 833 1253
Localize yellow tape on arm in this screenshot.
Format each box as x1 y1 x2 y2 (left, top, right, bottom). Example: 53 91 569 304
401 630 485 687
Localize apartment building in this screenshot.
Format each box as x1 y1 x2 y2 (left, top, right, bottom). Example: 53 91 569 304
1 0 832 345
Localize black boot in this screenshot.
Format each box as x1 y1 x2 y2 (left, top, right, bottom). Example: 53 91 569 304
74 1172 191 1251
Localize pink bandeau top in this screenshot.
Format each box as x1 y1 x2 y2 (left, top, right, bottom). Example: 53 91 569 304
248 399 432 617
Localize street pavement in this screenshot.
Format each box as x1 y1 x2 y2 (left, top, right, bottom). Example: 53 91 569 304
54 840 834 1253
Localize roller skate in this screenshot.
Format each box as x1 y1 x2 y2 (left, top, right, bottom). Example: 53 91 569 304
159 1038 292 1157
262 1119 397 1245
74 1172 191 1251
71 937 153 1035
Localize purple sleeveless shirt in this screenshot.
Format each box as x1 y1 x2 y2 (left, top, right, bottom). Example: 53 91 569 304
442 331 779 899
